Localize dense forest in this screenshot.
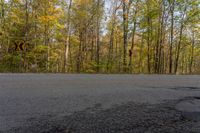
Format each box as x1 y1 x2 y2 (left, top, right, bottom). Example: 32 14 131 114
0 0 199 74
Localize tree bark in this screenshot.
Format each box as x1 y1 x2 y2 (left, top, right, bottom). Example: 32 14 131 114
174 4 187 74
96 0 100 73
63 0 72 73
189 31 195 74
129 10 137 73
123 0 128 72
169 0 174 74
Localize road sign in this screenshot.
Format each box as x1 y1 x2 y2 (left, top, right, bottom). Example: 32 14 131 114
14 40 25 51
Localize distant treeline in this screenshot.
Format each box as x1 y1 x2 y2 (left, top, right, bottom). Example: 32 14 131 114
0 0 199 74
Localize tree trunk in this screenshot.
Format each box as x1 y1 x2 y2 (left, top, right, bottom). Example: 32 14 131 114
24 0 29 72
123 1 128 72
63 0 72 73
139 34 144 73
77 32 83 73
169 0 174 74
96 0 100 73
174 4 187 74
147 0 152 74
129 13 137 73
107 6 117 72
189 31 195 74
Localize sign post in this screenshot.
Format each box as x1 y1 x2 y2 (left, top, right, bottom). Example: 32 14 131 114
14 40 26 72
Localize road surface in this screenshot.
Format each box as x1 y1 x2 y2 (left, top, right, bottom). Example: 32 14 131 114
0 74 200 133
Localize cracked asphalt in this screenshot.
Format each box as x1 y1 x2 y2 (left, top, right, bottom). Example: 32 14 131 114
0 74 200 133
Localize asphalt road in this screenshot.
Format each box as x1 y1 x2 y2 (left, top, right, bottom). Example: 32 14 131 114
0 74 200 133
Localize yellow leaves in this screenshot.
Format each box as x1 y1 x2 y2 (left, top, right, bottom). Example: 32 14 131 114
56 23 65 29
39 15 56 23
48 6 61 15
10 13 20 22
38 14 65 30
77 0 91 5
75 0 93 7
38 6 64 24
124 13 129 19
9 8 24 24
13 0 22 4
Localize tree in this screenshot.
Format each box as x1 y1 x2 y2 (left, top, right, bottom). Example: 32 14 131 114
63 0 72 73
0 0 200 74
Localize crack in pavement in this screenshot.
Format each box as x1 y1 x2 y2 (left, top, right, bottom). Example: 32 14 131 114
169 87 200 91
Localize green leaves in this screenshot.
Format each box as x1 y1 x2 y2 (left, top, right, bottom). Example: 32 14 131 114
0 0 199 73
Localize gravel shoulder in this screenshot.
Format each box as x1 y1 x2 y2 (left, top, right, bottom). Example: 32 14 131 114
6 98 200 133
